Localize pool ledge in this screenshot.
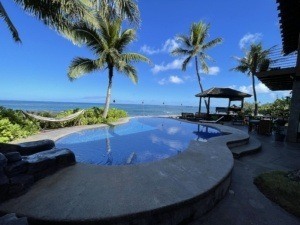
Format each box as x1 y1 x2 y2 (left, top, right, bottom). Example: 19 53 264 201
0 119 249 225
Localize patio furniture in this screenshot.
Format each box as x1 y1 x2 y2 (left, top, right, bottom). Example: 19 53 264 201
248 119 260 132
232 115 245 125
257 120 273 135
180 112 195 120
199 116 224 124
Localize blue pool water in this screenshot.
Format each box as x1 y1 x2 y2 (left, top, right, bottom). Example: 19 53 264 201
56 118 222 165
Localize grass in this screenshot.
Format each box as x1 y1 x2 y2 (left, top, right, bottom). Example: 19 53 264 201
254 171 300 217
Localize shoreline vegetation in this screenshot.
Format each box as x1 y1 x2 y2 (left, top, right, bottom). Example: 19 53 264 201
0 106 127 143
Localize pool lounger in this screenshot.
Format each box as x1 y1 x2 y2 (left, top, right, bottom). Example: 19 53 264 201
199 116 224 124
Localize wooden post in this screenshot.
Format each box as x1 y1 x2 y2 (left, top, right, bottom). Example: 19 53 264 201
198 97 202 115
227 99 231 115
241 99 244 109
207 97 210 115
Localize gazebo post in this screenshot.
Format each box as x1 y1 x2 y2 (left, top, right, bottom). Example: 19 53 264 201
241 99 244 109
227 99 231 115
198 97 202 115
207 97 210 115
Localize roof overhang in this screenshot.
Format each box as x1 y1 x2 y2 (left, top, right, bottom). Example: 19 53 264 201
277 0 300 54
256 67 296 91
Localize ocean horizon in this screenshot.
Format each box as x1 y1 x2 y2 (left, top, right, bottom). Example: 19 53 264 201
0 100 216 116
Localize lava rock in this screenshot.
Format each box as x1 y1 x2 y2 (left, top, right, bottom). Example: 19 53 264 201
24 155 56 175
0 170 9 201
4 152 22 163
18 139 55 156
0 143 21 154
4 160 28 178
0 153 8 168
9 174 34 197
0 213 28 225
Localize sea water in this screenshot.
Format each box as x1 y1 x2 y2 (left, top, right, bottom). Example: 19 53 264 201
0 100 215 116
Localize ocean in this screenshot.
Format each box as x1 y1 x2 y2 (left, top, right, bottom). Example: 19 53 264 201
0 100 211 117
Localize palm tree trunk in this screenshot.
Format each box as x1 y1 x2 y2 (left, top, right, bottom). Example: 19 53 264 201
195 57 208 111
251 73 258 116
103 66 113 118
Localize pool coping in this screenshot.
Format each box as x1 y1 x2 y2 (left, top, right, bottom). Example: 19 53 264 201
1 117 250 225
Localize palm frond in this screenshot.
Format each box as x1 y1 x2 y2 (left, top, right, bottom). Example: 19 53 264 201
171 47 190 56
0 2 21 43
182 56 192 71
122 64 138 84
71 22 106 54
202 37 223 50
68 57 99 81
176 35 191 48
115 29 136 52
122 53 150 64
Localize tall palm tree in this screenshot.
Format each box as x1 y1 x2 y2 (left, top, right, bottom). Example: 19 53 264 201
172 21 222 110
67 18 150 118
231 43 272 116
0 1 21 42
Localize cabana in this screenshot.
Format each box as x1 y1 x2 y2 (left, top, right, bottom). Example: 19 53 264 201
195 87 251 115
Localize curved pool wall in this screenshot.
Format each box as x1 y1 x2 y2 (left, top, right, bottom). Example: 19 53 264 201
0 118 250 225
56 117 223 165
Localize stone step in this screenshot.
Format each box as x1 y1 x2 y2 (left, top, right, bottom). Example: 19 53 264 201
230 137 262 159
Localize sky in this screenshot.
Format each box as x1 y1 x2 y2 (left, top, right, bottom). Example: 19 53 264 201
0 0 291 106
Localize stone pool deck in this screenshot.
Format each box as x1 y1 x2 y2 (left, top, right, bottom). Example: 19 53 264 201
0 118 251 225
2 118 298 225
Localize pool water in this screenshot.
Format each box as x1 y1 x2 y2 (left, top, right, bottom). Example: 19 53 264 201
56 118 222 165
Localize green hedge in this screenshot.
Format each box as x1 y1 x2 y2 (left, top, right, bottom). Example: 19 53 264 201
0 106 127 143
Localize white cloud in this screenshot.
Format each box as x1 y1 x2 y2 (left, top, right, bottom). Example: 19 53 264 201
158 78 167 85
239 33 262 49
169 75 184 84
141 38 179 55
162 39 179 52
152 58 184 74
140 45 160 55
158 75 184 85
237 82 271 95
199 66 220 75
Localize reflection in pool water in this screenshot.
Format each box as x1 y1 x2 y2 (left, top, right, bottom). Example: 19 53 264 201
56 118 223 165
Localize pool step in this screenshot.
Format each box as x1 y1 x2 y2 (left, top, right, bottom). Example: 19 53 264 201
230 137 261 159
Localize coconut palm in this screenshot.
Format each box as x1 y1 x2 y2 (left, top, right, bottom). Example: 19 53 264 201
12 0 139 34
67 18 150 118
231 43 272 116
0 1 21 43
172 21 222 110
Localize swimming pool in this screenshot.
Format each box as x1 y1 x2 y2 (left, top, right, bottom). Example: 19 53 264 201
56 117 222 165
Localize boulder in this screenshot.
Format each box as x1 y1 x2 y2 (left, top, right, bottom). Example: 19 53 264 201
24 156 56 174
0 169 9 201
8 174 34 197
4 160 28 178
0 143 21 154
0 213 28 225
18 139 55 156
4 152 22 163
0 153 8 168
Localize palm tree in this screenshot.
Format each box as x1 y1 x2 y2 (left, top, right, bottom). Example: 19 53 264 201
172 21 222 110
67 18 150 118
12 0 140 34
0 1 21 42
231 43 272 116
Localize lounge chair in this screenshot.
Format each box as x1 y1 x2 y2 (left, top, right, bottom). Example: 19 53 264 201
179 112 195 120
257 120 273 135
199 116 224 124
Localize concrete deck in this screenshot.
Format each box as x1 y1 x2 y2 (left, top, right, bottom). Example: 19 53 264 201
192 124 300 225
0 118 251 225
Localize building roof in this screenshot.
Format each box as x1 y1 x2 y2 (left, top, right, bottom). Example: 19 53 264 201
256 68 296 91
195 87 251 100
277 0 300 54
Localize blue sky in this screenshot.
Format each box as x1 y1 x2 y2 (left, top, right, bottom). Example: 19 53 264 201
0 0 290 106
